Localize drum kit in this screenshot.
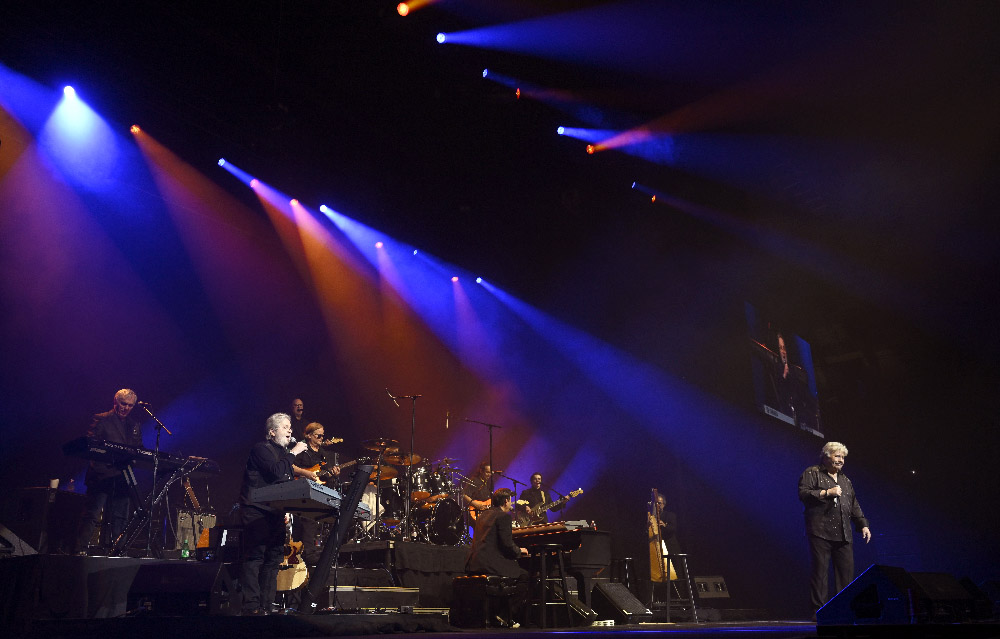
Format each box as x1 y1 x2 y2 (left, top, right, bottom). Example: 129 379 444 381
350 437 470 545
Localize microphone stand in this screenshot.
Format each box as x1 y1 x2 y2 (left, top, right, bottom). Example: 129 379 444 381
464 419 502 494
388 389 422 541
142 403 171 558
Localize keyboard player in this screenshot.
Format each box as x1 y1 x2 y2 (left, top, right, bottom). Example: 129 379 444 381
237 412 318 616
73 388 143 555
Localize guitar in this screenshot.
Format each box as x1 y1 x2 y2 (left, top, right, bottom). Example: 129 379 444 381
295 456 359 484
467 498 491 521
182 478 212 548
515 488 583 526
276 516 308 591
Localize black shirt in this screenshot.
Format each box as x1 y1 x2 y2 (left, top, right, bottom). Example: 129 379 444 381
240 439 296 513
85 409 143 484
798 465 869 542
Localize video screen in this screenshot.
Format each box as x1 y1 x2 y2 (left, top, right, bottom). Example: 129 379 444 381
745 302 823 437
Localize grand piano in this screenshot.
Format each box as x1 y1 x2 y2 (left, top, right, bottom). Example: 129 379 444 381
513 521 611 608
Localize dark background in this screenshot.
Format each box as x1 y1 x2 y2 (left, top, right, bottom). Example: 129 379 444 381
1 1 998 618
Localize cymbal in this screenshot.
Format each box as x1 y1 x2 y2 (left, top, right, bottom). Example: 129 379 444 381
437 457 460 465
411 490 432 501
361 437 399 451
385 452 422 466
369 465 398 480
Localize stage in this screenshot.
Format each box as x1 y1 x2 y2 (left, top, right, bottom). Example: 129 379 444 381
2 553 998 639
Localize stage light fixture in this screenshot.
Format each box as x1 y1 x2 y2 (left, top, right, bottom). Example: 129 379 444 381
375 241 384 249
451 276 459 283
319 204 330 213
218 158 226 166
651 195 657 203
250 179 260 189
586 144 595 154
476 277 482 284
63 86 76 97
631 181 636 189
482 69 489 78
515 88 521 99
130 125 140 135
290 198 299 206
557 126 565 135
397 3 409 16
436 33 446 44
413 249 418 256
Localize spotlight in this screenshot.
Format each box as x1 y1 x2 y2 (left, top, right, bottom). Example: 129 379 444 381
436 33 446 44
451 276 459 283
290 198 299 206
130 125 140 135
375 241 384 249
476 277 482 284
515 88 521 99
651 195 657 203
586 144 595 154
250 179 259 189
218 158 227 166
413 249 418 256
631 181 636 189
397 3 409 16
63 86 76 97
556 126 565 135
482 69 489 78
319 204 330 213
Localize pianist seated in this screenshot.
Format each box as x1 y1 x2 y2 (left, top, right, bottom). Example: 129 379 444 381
466 487 528 627
73 388 143 555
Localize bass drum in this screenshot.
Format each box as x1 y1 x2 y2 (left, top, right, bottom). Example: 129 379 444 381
414 497 464 545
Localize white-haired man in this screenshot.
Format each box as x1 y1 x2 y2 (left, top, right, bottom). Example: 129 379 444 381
74 388 143 554
798 441 871 615
238 412 318 615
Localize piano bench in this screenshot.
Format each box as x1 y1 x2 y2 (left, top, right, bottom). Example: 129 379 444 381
450 575 523 628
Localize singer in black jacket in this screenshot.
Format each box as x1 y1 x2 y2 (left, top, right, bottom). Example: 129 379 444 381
798 441 871 614
238 413 317 615
74 389 143 554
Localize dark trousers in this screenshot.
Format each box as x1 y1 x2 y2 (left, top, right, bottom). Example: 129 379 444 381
808 534 854 611
240 506 285 613
293 516 321 566
75 477 131 553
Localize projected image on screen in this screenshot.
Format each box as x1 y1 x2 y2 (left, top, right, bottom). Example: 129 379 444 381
745 302 823 437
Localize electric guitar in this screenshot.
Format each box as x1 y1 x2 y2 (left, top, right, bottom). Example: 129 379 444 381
515 488 583 526
182 478 212 548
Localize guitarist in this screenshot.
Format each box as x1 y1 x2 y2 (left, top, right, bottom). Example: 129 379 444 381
462 461 494 519
292 422 340 565
518 473 563 526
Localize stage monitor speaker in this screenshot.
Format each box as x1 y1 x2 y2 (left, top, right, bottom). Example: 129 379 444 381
126 561 241 616
0 523 37 557
591 581 653 624
817 564 976 626
693 575 730 599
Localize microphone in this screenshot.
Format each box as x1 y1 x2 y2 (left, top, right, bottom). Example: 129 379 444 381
136 401 151 406
492 469 504 474
833 495 839 507
446 411 450 430
289 436 297 445
386 388 399 407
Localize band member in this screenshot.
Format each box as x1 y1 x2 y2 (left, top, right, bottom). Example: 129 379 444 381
74 389 143 554
238 413 317 615
292 422 340 565
289 398 306 439
798 441 871 615
462 461 493 517
466 487 528 627
648 491 686 585
518 472 563 526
